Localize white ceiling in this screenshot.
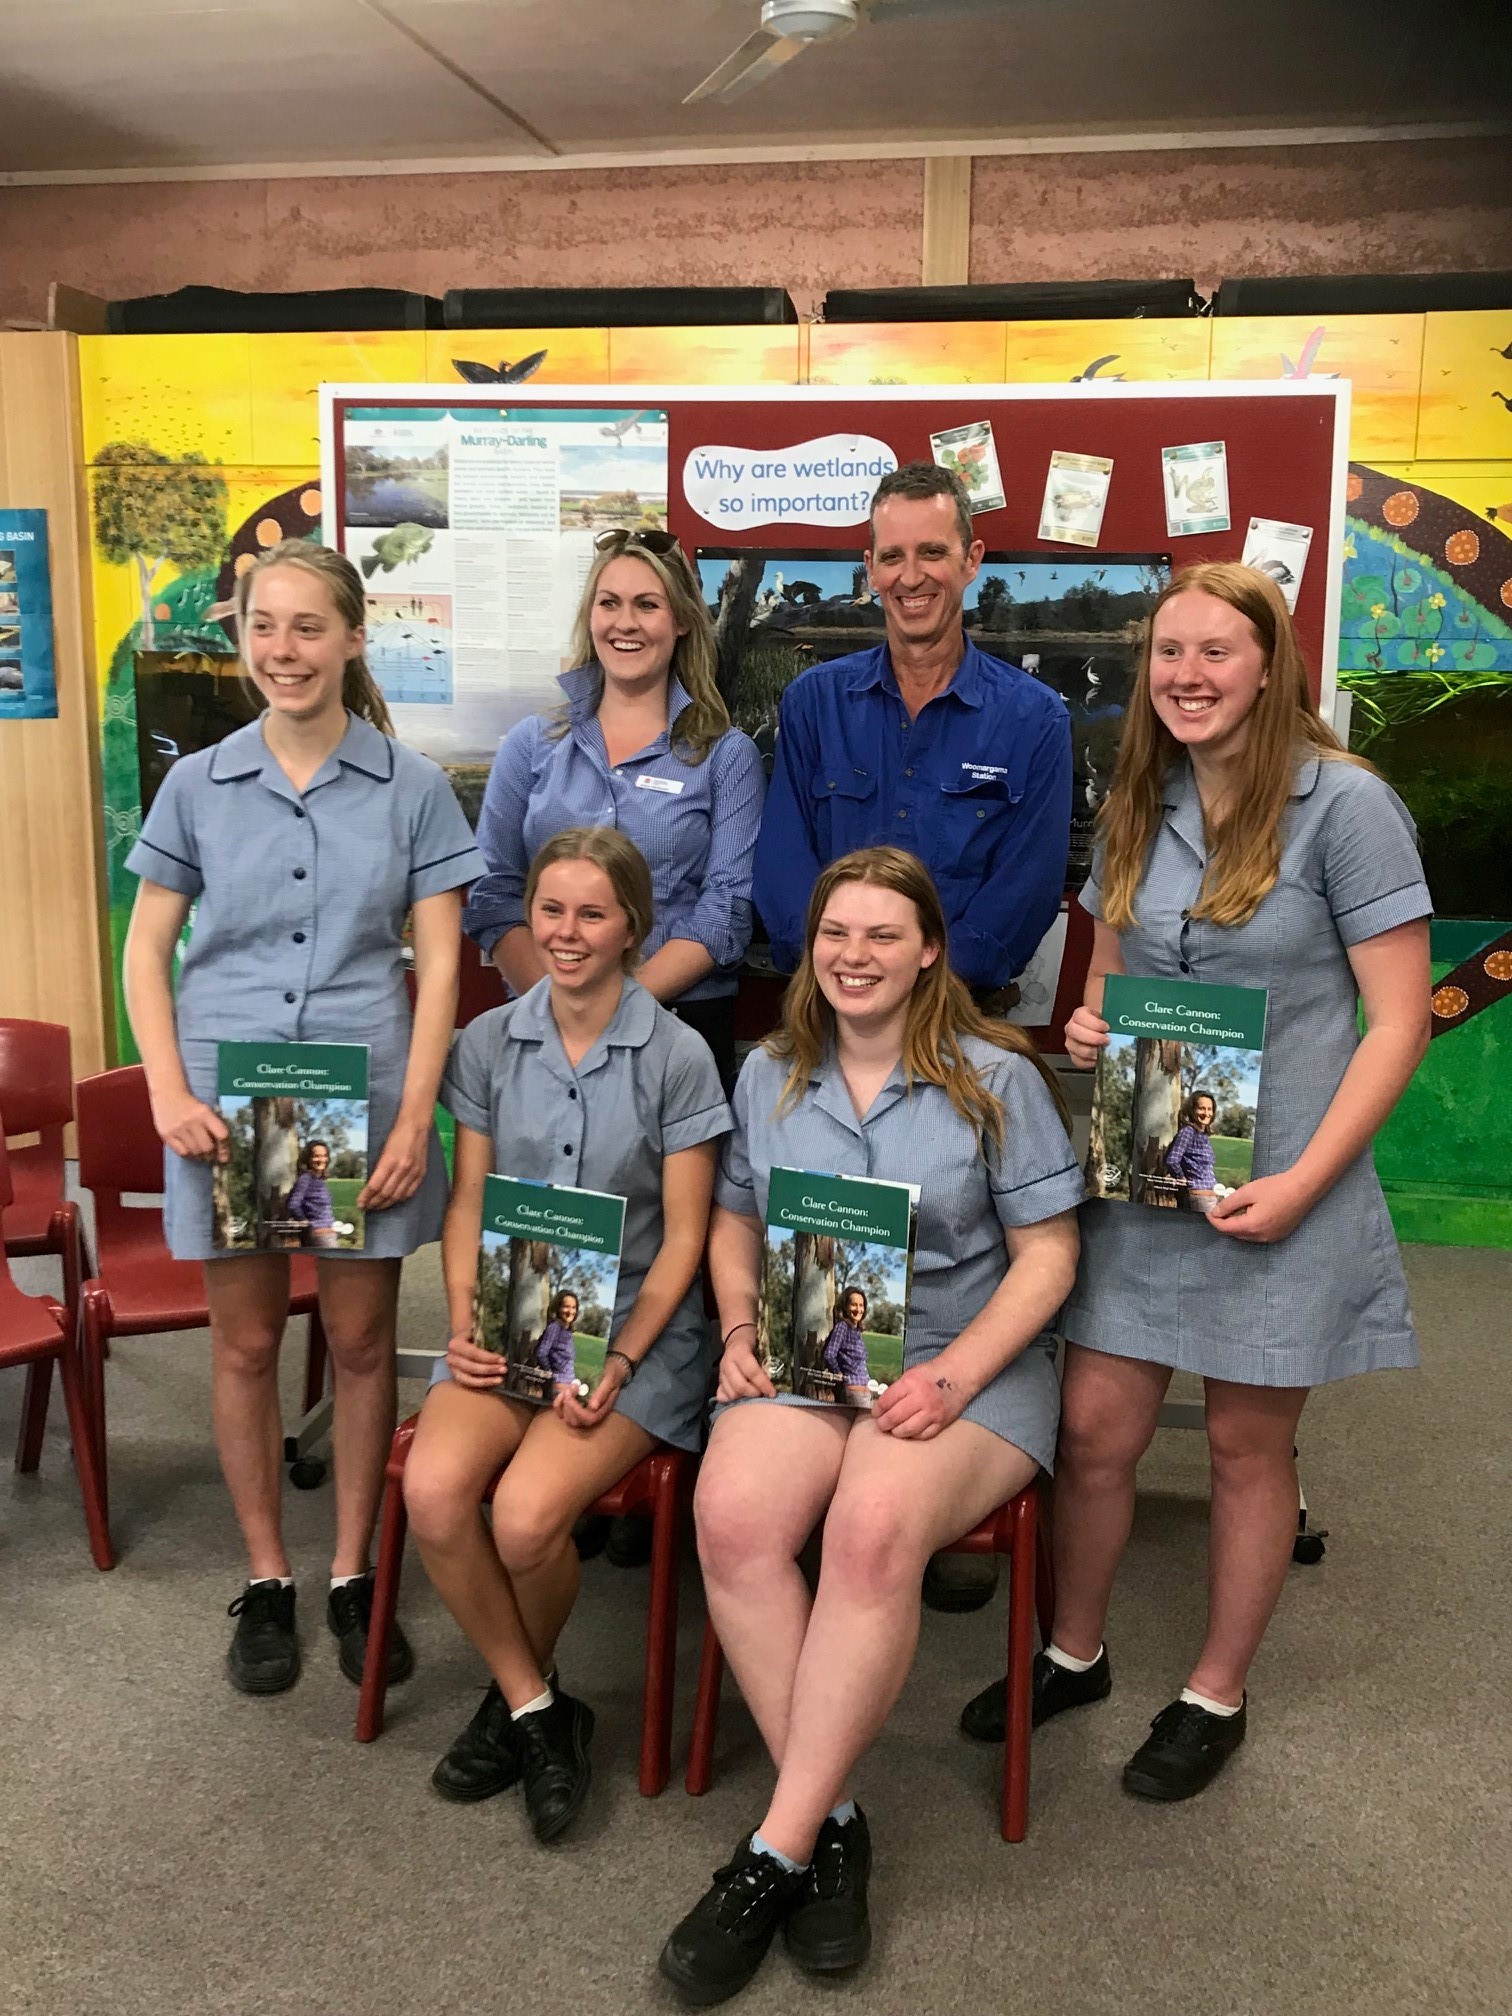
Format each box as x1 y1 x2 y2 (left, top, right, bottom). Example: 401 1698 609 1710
0 0 1507 178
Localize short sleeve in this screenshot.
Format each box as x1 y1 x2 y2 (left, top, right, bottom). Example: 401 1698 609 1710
438 1012 501 1136
126 759 203 896
714 1053 761 1215
986 1054 1085 1227
659 1021 732 1155
1077 843 1105 922
408 761 488 904
1319 768 1432 947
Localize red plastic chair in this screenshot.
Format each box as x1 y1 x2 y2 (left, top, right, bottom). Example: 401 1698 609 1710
74 1065 328 1529
686 1480 1054 1842
356 1412 692 1797
0 1019 89 1466
0 1132 114 1570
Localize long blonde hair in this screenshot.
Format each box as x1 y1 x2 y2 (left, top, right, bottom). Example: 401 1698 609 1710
767 847 1070 1153
234 539 395 736
560 535 729 763
523 826 654 971
1098 561 1371 930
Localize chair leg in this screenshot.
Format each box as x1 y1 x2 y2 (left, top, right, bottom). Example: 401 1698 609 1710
82 1292 110 1527
304 1306 329 1415
1001 1491 1038 1844
1034 1509 1055 1647
639 1452 683 1797
356 1456 410 1742
686 1619 726 1796
56 1339 116 1571
16 1356 52 1472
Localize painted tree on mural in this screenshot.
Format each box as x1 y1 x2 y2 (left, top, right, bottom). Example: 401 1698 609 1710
92 440 228 651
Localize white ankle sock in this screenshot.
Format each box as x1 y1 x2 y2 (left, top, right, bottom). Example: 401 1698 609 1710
329 1572 368 1590
749 1831 804 1874
252 1576 294 1590
510 1687 554 1720
1046 1640 1102 1673
1180 1686 1242 1717
828 1798 857 1827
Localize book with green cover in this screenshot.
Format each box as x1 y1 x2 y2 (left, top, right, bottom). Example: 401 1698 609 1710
215 1042 370 1251
1085 976 1268 1211
474 1176 627 1405
761 1168 918 1408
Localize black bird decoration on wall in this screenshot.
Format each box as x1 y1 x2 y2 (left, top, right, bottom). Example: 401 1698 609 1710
1489 338 1512 361
1493 391 1512 415
451 350 549 384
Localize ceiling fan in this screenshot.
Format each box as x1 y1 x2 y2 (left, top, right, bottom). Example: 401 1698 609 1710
684 0 1002 105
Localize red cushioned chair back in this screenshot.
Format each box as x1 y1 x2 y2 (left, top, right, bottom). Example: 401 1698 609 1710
75 1066 173 1258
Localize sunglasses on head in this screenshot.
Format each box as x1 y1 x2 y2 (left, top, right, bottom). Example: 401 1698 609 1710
593 526 682 558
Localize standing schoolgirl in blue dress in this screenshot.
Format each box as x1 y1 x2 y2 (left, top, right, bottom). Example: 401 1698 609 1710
402 827 729 1844
124 540 485 1697
959 562 1432 1800
658 847 1081 2006
465 528 764 1093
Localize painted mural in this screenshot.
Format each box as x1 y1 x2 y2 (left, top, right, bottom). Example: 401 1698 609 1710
78 311 1512 1246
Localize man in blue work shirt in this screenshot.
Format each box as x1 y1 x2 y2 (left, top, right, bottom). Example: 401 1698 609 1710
753 462 1072 1013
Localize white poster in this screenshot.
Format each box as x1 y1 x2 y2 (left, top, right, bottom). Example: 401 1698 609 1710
340 405 669 763
1241 516 1313 611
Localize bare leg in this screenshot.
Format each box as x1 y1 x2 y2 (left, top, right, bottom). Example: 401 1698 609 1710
490 1409 654 1677
206 1255 292 1581
317 1257 402 1578
1050 1345 1172 1659
695 1403 852 1767
1186 1379 1310 1705
759 1415 1036 1865
405 1383 540 1703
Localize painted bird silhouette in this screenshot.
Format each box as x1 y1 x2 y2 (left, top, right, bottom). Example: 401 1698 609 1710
451 350 548 384
1280 327 1338 379
1489 339 1512 360
1493 392 1512 415
1071 355 1124 381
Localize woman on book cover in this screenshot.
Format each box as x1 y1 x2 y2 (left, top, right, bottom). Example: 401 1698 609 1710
403 827 730 1845
123 541 485 1703
532 1290 579 1386
286 1140 339 1249
820 1288 872 1404
1165 1092 1218 1213
463 528 764 1093
658 847 1081 2002
961 562 1432 1806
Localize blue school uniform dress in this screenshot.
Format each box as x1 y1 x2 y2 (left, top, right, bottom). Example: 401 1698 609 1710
464 670 765 1005
125 713 486 1262
715 1040 1084 1472
1062 755 1433 1386
433 977 731 1451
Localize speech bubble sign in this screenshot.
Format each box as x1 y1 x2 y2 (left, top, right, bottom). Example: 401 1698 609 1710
682 434 898 531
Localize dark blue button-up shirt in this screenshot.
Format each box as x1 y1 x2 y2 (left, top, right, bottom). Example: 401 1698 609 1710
752 640 1072 988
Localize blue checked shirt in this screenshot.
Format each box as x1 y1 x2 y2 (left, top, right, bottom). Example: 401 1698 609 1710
465 669 766 1002
753 640 1072 989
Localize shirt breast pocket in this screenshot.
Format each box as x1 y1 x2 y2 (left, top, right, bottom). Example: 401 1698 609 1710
934 775 1020 875
809 768 876 855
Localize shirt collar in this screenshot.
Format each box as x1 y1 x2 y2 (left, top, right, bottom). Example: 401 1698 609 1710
207 711 394 793
1162 750 1323 856
806 1047 910 1136
511 974 658 1082
558 666 695 752
843 637 983 710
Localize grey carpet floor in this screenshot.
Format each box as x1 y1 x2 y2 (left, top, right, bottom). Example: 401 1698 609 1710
2 1238 1508 2016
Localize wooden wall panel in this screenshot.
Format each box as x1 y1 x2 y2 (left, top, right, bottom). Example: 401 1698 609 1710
0 332 112 1083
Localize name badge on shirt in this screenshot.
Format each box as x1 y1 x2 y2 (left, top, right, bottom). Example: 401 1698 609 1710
634 775 685 796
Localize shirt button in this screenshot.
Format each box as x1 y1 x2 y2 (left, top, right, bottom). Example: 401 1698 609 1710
897 809 907 819
1179 961 1191 974
294 807 306 820
904 767 914 777
284 990 296 1003
293 867 306 880
977 809 986 819
568 1088 578 1101
293 931 305 944
563 1144 574 1156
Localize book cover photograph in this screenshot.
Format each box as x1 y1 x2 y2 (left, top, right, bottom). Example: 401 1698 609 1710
1085 977 1268 1212
473 1176 627 1405
761 1168 917 1407
214 1043 370 1251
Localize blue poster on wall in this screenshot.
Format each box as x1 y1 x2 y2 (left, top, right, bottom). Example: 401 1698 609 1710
0 509 58 720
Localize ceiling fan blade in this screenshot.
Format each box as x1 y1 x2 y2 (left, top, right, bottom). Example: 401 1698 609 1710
684 26 806 104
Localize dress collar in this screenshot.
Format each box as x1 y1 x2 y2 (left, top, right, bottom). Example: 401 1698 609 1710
510 975 658 1084
557 666 695 753
844 638 984 711
207 711 394 794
